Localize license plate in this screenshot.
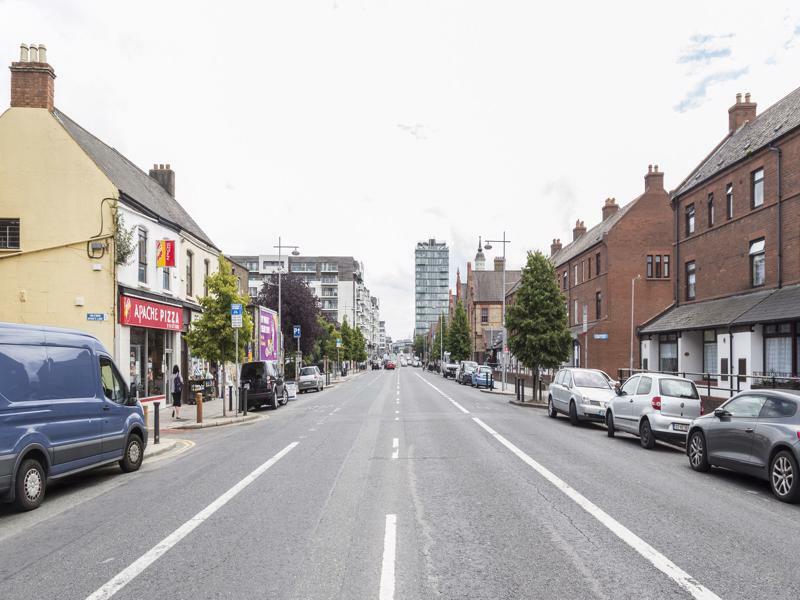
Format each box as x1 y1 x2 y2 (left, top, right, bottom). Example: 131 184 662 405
673 423 689 432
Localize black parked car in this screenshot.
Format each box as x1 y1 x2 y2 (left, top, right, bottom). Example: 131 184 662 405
687 389 800 502
240 360 288 410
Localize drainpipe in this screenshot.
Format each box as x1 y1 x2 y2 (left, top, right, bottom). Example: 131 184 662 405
728 326 734 398
768 145 783 288
673 196 680 306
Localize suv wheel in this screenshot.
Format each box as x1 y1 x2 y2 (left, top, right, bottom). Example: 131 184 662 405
639 418 656 449
688 431 709 471
606 411 615 438
14 457 46 511
770 451 800 503
568 400 579 426
547 397 557 419
280 389 289 405
120 433 144 473
271 388 280 410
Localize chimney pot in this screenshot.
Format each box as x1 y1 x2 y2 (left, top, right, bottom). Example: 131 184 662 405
654 164 658 172
165 163 170 170
745 92 751 103
572 220 587 241
19 44 29 62
10 42 56 110
149 163 176 197
728 93 757 133
736 93 742 104
602 197 619 220
38 44 47 63
648 164 652 173
28 44 38 62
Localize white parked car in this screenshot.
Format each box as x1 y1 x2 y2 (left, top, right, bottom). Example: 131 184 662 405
606 373 702 449
548 368 617 425
297 366 324 393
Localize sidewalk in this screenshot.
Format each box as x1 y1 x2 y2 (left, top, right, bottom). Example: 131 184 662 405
143 395 262 431
478 384 548 408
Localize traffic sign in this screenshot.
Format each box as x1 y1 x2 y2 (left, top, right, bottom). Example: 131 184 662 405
293 325 301 339
336 338 342 348
593 333 609 340
231 303 243 328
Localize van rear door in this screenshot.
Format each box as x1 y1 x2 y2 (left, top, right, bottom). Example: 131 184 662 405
99 356 131 456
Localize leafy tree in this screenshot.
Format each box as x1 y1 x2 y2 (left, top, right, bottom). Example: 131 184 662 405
340 317 355 362
506 251 572 397
256 272 323 356
413 334 425 358
447 300 471 361
352 326 368 362
311 315 339 364
185 256 253 366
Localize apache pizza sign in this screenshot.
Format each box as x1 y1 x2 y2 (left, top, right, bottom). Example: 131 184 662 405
120 295 182 331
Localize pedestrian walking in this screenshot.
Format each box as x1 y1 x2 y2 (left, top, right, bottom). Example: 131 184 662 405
171 365 183 420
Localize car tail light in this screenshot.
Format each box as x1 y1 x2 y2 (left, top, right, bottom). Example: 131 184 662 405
796 431 800 441
651 396 662 411
700 403 705 416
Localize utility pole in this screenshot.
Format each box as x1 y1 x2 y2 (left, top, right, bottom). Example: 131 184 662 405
629 274 641 372
273 237 299 376
484 232 511 391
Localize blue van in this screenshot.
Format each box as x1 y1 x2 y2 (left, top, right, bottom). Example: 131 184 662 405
0 323 147 511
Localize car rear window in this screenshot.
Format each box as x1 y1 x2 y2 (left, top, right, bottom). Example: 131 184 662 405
760 397 798 418
300 367 316 376
659 378 699 399
242 363 265 379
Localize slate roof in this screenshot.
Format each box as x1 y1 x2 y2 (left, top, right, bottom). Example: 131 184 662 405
549 202 634 267
472 269 521 303
674 86 800 197
733 284 800 325
53 109 218 250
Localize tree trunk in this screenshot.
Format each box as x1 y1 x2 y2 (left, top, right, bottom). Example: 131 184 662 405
533 365 540 403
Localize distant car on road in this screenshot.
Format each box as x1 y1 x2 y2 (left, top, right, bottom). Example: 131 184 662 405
547 368 616 425
297 366 324 393
385 360 396 370
606 374 701 448
0 323 147 511
371 361 381 370
241 360 289 409
471 365 495 389
687 389 800 503
457 361 478 385
442 361 458 379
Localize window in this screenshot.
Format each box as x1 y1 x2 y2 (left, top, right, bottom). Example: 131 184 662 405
703 330 717 375
0 344 47 402
685 261 696 300
574 265 579 285
655 255 662 278
137 228 148 283
555 370 564 385
726 183 734 219
574 300 578 325
588 257 592 278
0 218 20 249
759 397 798 418
249 286 258 297
660 378 699 399
99 357 127 404
595 253 601 275
646 255 653 278
204 259 210 296
595 291 602 319
685 204 695 236
186 251 194 296
764 323 792 376
752 168 764 208
582 260 586 281
162 264 170 290
562 271 568 290
481 307 489 324
620 376 639 396
707 193 715 227
724 395 766 418
659 334 678 372
636 376 652 395
663 255 670 278
750 238 765 287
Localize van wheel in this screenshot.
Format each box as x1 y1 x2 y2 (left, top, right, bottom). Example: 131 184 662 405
606 411 615 437
770 451 800 503
569 401 579 426
280 389 289 406
639 419 656 449
14 458 46 511
547 397 557 418
688 431 709 472
120 434 144 473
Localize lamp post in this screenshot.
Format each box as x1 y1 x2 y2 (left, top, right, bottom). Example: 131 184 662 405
273 237 300 376
484 232 511 391
629 274 641 373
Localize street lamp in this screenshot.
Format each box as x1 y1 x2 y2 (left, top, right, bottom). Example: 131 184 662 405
484 232 511 391
273 237 300 376
629 274 642 373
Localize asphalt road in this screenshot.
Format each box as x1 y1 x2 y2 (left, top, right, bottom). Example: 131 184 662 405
1 368 798 600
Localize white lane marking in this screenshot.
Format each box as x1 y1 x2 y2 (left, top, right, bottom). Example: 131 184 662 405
379 514 397 600
85 442 299 600
470 417 719 600
395 417 399 421
392 437 399 459
414 374 470 414
395 410 399 414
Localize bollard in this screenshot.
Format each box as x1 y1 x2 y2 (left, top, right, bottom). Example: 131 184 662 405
229 385 233 413
521 379 525 402
243 388 248 416
239 386 244 413
153 401 160 444
196 392 203 424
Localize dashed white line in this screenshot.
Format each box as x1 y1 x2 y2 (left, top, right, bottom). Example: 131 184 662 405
391 437 399 460
379 514 397 600
414 373 470 414
85 442 299 600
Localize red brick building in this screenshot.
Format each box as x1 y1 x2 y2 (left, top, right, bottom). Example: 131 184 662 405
548 166 674 376
640 89 800 393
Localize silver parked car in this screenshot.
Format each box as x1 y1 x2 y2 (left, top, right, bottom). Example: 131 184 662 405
548 368 617 425
606 373 701 449
297 366 324 393
687 390 800 503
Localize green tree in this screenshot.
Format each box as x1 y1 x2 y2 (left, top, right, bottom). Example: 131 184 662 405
312 315 339 363
353 326 368 363
447 300 471 361
506 251 571 397
413 334 425 358
185 256 253 368
340 317 355 362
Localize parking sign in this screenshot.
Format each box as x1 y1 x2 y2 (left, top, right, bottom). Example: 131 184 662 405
293 325 301 339
231 303 243 328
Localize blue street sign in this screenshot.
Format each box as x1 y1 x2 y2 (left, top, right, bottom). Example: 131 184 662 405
86 313 106 321
293 325 301 339
231 303 243 315
593 333 609 340
231 303 243 328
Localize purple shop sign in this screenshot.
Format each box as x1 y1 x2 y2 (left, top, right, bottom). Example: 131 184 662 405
258 306 279 361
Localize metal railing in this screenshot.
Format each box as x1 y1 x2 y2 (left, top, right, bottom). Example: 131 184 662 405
616 368 800 398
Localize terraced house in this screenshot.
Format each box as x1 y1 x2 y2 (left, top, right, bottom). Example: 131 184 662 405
640 89 800 396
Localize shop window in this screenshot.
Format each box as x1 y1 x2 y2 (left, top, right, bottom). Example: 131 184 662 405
750 238 765 287
685 261 696 300
0 218 20 249
703 330 717 375
752 168 764 208
137 228 148 284
129 328 174 398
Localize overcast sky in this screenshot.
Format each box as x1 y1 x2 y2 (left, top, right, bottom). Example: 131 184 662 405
3 1 799 339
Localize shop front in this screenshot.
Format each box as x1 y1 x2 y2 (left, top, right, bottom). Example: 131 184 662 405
119 294 183 401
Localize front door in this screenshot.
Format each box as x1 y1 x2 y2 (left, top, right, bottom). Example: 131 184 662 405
99 356 131 457
706 394 766 468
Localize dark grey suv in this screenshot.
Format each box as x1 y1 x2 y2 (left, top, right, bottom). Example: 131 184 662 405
687 390 800 502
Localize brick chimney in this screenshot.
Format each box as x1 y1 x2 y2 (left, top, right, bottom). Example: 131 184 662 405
644 164 665 192
10 43 56 111
602 198 619 220
493 256 505 272
550 238 562 256
149 164 175 197
572 220 586 241
728 92 756 134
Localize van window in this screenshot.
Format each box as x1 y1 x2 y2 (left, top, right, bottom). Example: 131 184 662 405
46 346 95 400
100 357 127 404
636 376 653 395
0 344 48 402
